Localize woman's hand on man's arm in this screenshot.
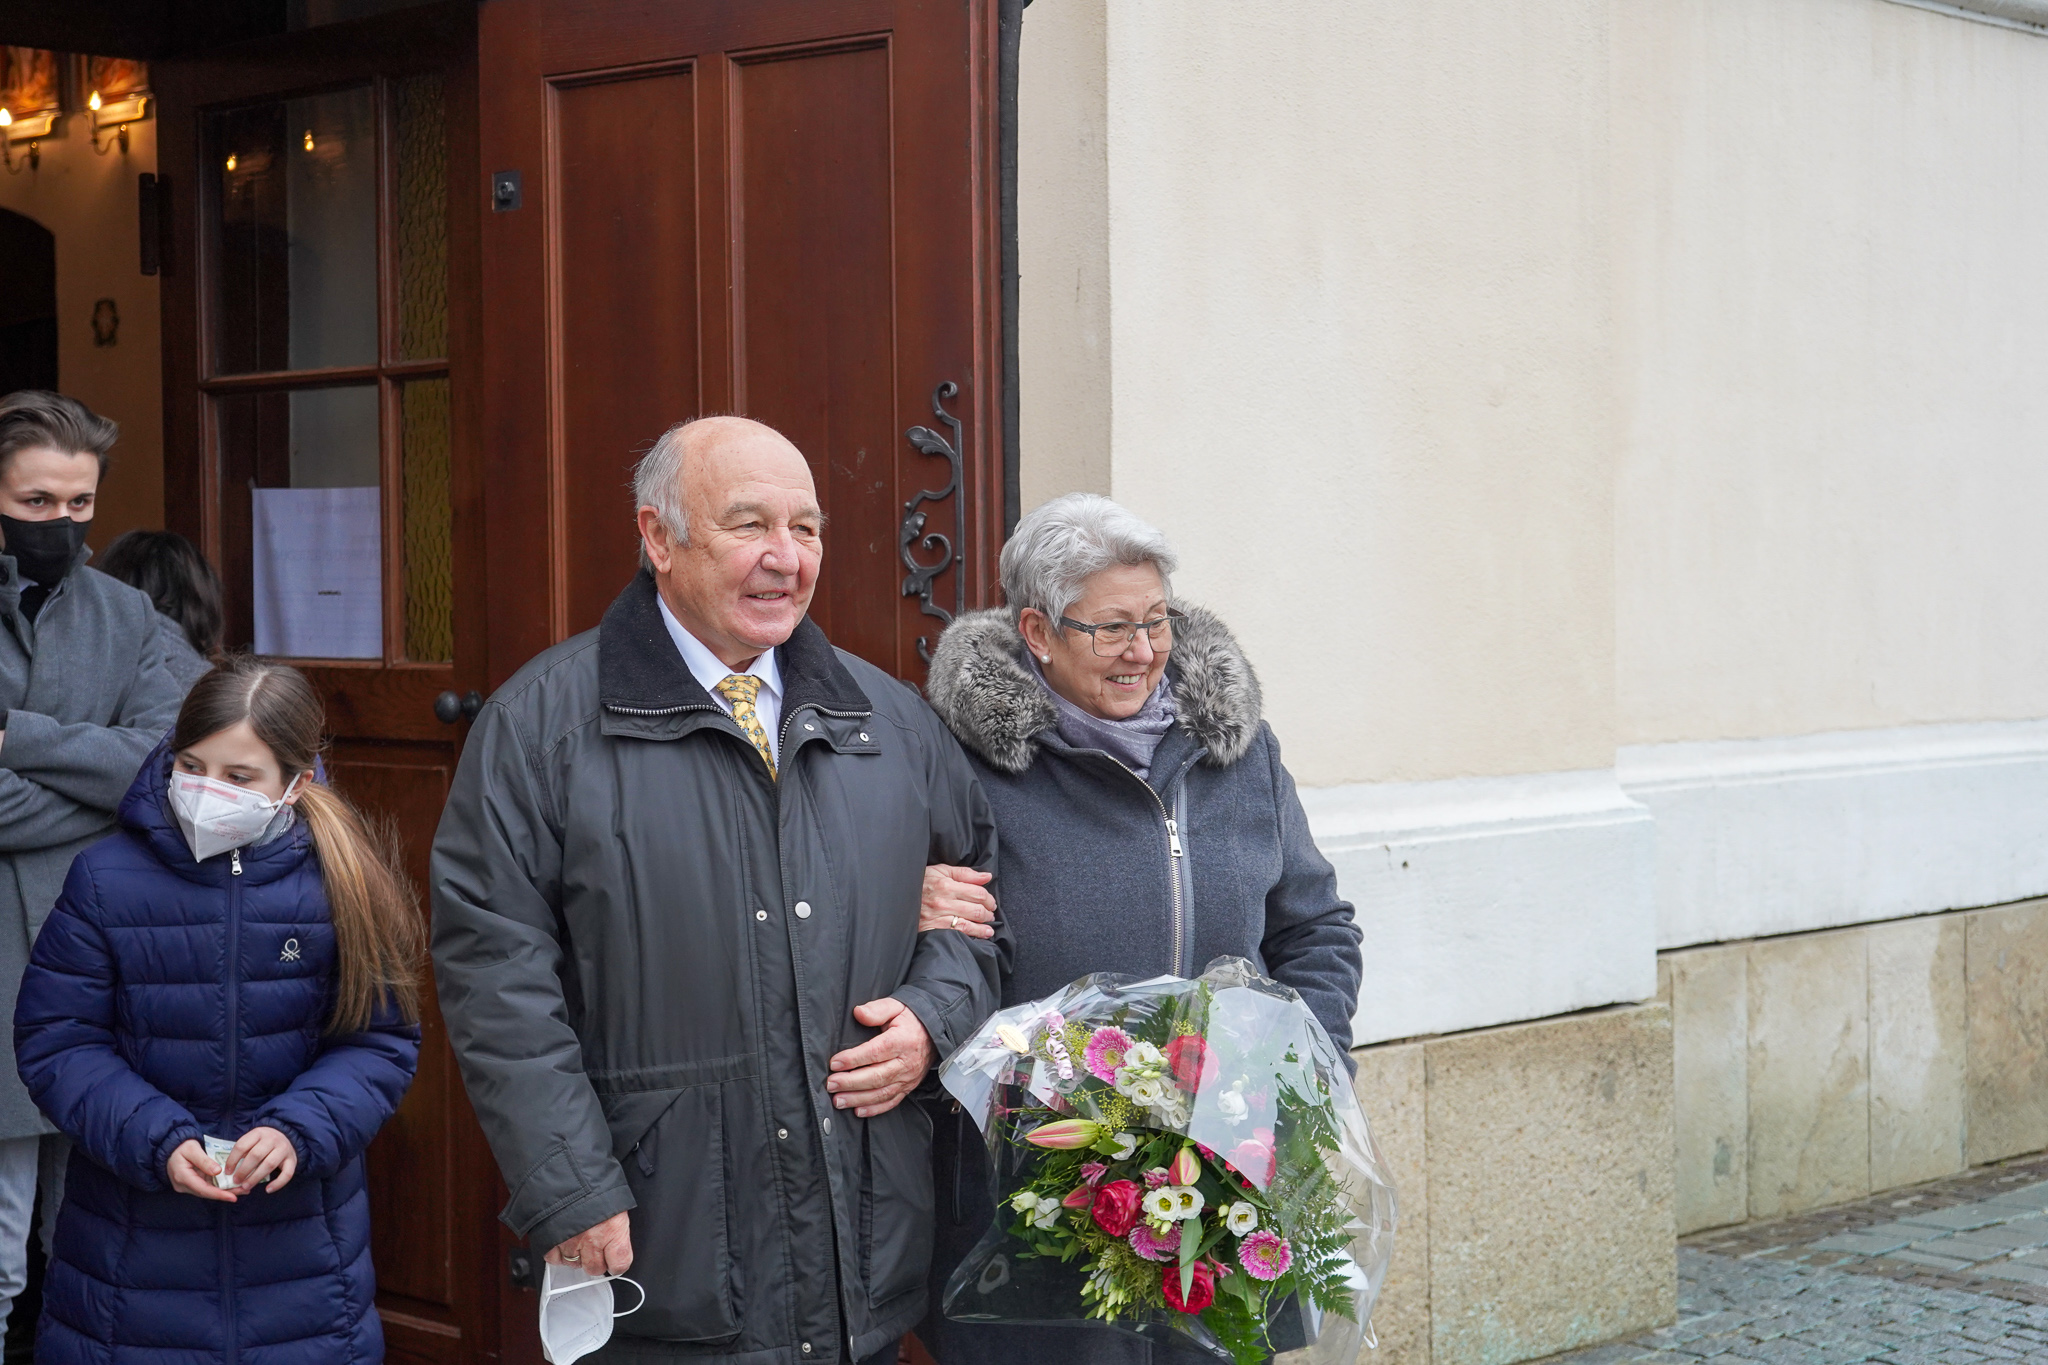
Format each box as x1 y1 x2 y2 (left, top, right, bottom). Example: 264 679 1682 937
919 864 997 939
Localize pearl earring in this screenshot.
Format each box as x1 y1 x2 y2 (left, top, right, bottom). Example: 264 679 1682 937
1039 654 1051 663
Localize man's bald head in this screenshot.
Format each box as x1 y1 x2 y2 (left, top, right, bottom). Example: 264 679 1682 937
633 415 825 668
633 415 812 551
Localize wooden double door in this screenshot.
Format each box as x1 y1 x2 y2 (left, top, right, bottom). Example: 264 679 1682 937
155 2 1002 1359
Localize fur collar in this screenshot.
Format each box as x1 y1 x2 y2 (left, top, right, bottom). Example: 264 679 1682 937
926 604 1263 774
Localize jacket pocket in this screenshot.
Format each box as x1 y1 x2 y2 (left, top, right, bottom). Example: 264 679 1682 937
619 1086 739 1341
859 1101 934 1310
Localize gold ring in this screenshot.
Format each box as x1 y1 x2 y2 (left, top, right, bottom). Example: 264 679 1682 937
951 916 960 929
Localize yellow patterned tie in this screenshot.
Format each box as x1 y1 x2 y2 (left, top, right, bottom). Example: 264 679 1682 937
715 674 776 778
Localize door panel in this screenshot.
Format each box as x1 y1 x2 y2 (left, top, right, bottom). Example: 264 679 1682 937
552 66 702 632
481 0 1003 683
155 7 505 1362
732 41 900 666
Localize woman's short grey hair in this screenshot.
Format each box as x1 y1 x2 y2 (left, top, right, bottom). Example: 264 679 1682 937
1000 493 1177 627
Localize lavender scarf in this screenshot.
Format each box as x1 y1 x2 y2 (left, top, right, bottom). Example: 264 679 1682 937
1028 655 1178 780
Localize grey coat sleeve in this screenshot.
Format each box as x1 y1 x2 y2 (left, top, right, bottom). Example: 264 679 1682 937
429 700 635 1252
889 705 1005 1064
1255 726 1363 1065
0 619 185 814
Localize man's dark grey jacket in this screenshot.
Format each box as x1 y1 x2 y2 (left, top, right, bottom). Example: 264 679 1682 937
430 572 1002 1364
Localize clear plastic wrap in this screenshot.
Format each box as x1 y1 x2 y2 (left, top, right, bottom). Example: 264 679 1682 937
940 957 1397 1363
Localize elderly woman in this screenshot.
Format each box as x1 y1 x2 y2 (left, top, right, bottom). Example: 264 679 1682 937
915 493 1362 1365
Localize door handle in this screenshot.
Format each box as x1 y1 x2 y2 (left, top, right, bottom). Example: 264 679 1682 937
433 690 485 725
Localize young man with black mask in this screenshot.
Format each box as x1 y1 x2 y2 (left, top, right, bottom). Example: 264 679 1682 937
0 391 185 1336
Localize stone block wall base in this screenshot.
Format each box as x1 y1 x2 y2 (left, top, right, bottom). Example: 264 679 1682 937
1350 1002 1677 1365
1665 897 2048 1237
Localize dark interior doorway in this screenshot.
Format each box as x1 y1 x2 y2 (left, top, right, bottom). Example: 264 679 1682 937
0 209 57 396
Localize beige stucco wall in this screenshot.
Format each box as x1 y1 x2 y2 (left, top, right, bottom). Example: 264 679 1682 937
0 114 164 551
1019 0 1621 787
1016 0 1112 512
1612 0 2048 746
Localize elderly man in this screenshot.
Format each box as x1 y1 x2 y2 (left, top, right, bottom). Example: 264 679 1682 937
431 416 1002 1364
0 390 185 1334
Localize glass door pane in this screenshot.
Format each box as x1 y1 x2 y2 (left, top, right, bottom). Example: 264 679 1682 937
216 385 384 659
211 86 379 374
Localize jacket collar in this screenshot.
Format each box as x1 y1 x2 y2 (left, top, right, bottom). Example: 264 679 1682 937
925 603 1263 775
597 569 870 719
0 542 94 624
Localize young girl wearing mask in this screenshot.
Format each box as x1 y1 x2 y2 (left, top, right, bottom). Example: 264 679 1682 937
13 656 422 1364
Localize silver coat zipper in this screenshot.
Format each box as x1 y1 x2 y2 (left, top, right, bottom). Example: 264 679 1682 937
230 849 242 876
1094 753 1192 978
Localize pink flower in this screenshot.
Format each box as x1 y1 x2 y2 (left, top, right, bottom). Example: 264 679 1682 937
1238 1230 1292 1281
1091 1179 1141 1237
1195 1142 1217 1160
1168 1145 1202 1186
1143 1167 1171 1188
1225 1138 1275 1186
1061 1184 1097 1210
1083 1027 1133 1083
1162 1260 1215 1314
1025 1119 1105 1149
1080 1162 1108 1187
1128 1222 1180 1262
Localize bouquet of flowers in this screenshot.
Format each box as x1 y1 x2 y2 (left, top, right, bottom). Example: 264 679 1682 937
939 957 1397 1364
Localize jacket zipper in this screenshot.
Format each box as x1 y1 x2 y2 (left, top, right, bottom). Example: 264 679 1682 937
1094 755 1194 978
224 847 243 1365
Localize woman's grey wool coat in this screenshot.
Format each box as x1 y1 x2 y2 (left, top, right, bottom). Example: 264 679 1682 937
0 550 187 1141
917 604 1363 1365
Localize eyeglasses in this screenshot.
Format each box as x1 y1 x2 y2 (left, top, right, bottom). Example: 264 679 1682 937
1056 608 1185 657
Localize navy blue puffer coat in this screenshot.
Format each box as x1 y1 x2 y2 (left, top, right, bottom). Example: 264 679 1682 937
12 746 420 1365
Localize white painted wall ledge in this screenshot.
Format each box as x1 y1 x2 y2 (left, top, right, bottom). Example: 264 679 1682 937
1300 771 1656 1047
1619 720 2048 951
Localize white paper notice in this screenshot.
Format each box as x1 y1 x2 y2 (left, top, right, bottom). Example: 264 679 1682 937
252 486 382 659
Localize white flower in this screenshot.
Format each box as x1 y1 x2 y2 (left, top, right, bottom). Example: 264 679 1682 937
1109 1132 1139 1160
1170 1186 1205 1221
1225 1201 1260 1235
1216 1089 1250 1124
1144 1187 1182 1221
1126 1041 1167 1070
1127 1076 1173 1109
996 1023 1030 1054
1027 1194 1063 1229
1011 1190 1040 1213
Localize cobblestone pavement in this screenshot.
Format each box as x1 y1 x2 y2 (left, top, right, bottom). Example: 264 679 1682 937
1540 1155 2048 1364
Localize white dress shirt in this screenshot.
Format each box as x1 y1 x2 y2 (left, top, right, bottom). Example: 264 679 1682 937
657 594 785 765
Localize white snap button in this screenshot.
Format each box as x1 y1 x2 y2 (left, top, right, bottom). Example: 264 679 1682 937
804 722 816 731
754 909 767 921
821 1116 832 1136
777 1127 789 1140
859 732 870 742
794 901 812 918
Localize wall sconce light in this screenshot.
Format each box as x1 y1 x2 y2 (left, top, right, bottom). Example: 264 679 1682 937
89 88 149 156
0 107 52 173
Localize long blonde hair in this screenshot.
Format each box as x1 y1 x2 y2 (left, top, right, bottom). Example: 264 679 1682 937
171 657 423 1032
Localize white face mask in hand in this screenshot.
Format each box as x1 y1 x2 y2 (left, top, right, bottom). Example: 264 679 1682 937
169 771 300 863
539 1262 645 1365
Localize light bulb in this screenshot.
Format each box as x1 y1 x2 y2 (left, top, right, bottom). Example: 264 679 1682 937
88 91 102 111
303 130 315 151
0 109 12 128
226 153 237 172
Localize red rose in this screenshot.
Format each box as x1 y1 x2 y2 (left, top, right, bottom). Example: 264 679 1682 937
1162 1259 1216 1314
1163 1034 1220 1092
1090 1179 1141 1237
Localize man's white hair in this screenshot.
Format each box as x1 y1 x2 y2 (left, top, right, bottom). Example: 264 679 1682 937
999 493 1177 628
634 420 693 563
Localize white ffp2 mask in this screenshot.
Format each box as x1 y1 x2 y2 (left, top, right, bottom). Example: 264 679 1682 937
539 1262 645 1365
169 771 297 864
